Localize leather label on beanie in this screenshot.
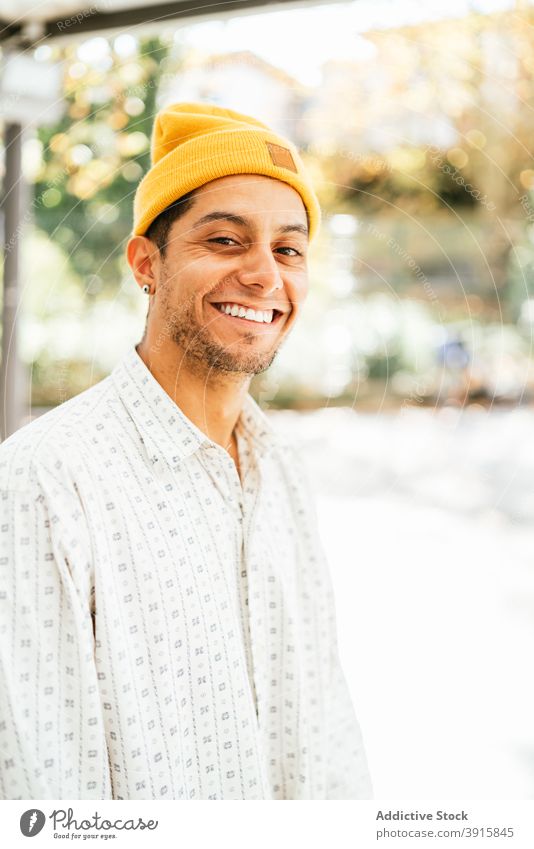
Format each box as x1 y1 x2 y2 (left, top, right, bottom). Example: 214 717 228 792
266 142 297 173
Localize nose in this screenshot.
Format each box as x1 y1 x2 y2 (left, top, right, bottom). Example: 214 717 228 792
235 242 283 295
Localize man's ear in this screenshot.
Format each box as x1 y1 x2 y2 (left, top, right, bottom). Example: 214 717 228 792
126 235 160 294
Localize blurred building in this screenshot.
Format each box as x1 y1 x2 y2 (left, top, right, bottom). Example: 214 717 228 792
158 49 308 143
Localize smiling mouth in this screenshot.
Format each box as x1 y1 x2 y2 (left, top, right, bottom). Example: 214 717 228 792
208 301 285 328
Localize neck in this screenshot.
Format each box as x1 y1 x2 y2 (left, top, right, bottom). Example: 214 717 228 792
135 339 252 451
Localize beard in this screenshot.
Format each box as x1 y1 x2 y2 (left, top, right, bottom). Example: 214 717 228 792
158 273 282 378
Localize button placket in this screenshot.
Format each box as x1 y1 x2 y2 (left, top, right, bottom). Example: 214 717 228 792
237 453 268 723
201 443 244 520
199 441 259 723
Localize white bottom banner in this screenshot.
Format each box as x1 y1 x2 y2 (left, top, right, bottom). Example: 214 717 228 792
2 800 534 848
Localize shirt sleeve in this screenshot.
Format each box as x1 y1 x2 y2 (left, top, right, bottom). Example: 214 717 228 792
288 441 374 800
0 478 112 799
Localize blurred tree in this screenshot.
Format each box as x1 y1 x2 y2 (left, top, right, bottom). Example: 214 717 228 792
34 36 170 293
306 10 534 316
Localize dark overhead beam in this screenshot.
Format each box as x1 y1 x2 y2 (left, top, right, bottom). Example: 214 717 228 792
0 19 20 42
0 0 301 45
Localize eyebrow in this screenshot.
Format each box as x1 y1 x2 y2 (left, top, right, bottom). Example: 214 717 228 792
191 211 309 238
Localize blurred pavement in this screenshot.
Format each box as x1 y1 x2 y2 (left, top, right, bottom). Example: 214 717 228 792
271 405 534 799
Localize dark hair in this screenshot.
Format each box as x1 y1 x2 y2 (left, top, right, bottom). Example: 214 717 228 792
145 190 197 257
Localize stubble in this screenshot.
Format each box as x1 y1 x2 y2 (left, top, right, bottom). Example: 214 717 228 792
159 269 282 378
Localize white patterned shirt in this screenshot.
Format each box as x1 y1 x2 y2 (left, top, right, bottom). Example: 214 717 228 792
0 346 372 800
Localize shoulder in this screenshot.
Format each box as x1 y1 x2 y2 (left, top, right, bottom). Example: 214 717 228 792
0 374 118 494
256 410 319 512
258 407 312 477
243 393 309 465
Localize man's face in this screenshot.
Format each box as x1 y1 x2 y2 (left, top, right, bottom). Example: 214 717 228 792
146 174 309 377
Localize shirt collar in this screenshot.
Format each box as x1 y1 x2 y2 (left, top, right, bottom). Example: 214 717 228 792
111 346 281 467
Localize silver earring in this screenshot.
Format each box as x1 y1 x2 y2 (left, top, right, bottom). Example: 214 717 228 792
142 284 150 294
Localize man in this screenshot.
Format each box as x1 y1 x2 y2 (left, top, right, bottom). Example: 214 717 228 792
0 103 372 800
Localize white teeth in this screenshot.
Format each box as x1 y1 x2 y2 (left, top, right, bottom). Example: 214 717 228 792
216 302 275 324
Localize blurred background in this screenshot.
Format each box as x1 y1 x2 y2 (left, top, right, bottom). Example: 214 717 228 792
1 0 534 799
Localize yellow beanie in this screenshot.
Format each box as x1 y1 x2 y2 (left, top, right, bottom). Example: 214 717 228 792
133 101 321 240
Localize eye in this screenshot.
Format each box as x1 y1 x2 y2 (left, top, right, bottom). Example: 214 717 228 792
275 246 303 257
208 237 239 247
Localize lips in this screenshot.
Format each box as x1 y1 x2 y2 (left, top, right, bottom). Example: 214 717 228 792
208 301 285 327
210 300 285 317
